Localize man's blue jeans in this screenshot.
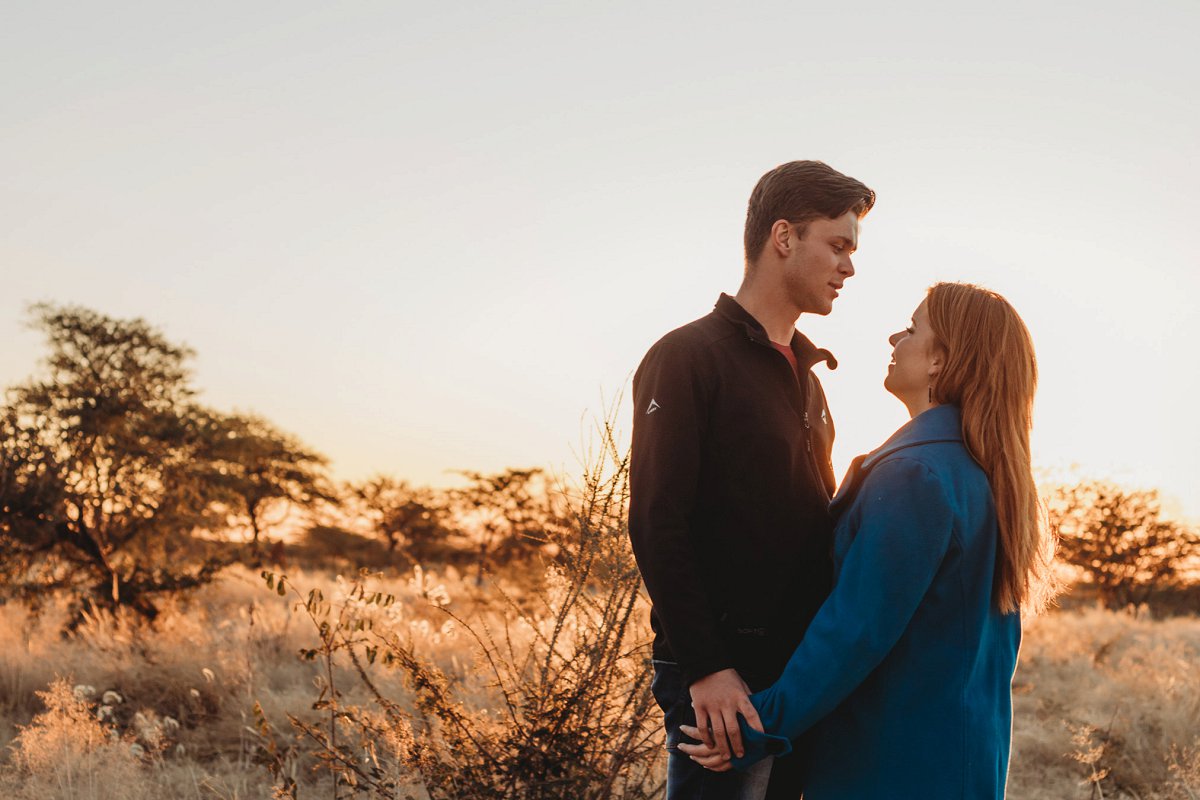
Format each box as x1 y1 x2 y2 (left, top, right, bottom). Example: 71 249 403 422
652 660 773 800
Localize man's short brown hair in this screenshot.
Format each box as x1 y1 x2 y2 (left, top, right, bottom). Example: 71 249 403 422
744 161 875 266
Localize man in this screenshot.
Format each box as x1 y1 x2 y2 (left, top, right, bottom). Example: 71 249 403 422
629 161 875 799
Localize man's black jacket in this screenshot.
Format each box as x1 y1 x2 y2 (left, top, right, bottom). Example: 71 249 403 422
629 293 838 690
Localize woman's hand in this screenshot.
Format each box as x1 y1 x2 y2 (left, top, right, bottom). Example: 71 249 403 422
677 725 735 771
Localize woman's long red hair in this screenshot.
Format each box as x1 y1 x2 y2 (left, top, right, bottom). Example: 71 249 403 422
926 283 1054 613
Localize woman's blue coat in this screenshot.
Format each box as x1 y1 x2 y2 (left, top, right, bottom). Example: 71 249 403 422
732 405 1021 799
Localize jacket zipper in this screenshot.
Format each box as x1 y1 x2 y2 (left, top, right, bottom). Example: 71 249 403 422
802 405 830 503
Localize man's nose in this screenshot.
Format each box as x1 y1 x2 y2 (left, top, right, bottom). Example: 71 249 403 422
841 256 855 277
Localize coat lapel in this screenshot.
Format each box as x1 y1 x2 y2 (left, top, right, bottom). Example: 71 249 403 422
829 454 868 515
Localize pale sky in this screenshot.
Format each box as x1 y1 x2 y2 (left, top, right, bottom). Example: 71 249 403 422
2 2 1197 520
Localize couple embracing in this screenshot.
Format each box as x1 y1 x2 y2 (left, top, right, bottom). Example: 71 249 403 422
629 161 1053 800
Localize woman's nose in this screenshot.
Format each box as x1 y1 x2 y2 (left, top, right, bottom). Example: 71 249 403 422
888 331 903 346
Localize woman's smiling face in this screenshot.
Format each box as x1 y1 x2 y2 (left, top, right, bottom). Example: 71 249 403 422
885 299 944 414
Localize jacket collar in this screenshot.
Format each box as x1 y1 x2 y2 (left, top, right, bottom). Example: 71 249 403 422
861 404 963 470
714 293 837 371
830 405 963 512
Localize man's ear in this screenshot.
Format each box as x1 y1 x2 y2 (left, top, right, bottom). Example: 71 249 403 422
768 219 792 259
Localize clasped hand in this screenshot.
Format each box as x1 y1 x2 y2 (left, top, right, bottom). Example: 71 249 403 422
676 668 764 772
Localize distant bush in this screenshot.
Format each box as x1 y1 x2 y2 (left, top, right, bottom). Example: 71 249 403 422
345 476 454 564
206 412 334 548
450 468 571 584
1048 481 1200 612
292 525 399 570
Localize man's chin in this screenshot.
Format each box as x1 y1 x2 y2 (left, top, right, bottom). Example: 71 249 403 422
795 296 834 316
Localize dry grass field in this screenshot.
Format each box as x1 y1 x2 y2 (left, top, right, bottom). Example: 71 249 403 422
0 563 1196 799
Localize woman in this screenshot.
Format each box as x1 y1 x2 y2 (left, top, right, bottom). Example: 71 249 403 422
679 282 1054 799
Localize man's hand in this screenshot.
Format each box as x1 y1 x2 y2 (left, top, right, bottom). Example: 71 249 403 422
685 668 764 760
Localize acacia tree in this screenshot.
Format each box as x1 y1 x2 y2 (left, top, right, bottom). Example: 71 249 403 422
1048 481 1200 610
204 412 333 548
0 304 229 622
346 475 449 562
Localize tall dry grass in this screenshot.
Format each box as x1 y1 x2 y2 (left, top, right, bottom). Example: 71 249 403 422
0 564 474 798
1010 607 1200 799
1 570 1196 798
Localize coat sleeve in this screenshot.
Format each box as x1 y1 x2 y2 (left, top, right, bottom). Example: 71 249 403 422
629 338 732 685
732 457 955 768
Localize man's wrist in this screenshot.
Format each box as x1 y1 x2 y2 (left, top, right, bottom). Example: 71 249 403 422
682 660 736 687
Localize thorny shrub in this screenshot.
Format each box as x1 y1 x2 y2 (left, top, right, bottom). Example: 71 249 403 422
260 416 664 799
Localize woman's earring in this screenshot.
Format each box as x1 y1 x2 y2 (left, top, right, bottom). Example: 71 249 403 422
928 385 933 403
